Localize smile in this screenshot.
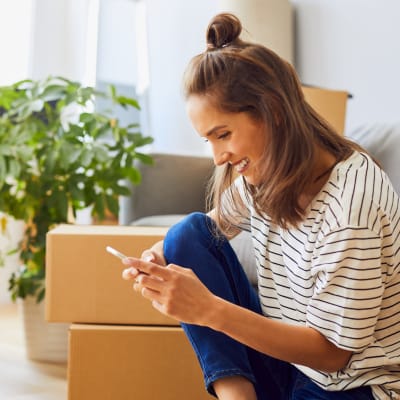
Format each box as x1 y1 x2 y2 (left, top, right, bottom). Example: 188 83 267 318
234 158 249 173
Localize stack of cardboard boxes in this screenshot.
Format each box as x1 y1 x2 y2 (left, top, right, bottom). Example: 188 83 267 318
45 86 349 399
46 224 213 399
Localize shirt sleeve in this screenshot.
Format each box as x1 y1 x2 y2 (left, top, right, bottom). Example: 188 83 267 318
306 225 384 352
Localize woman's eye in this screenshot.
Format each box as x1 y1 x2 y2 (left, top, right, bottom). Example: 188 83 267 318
217 131 230 140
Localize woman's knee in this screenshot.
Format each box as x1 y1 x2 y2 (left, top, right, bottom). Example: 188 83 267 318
163 212 218 263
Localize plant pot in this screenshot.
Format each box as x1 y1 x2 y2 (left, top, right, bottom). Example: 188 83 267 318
0 214 24 304
18 296 69 363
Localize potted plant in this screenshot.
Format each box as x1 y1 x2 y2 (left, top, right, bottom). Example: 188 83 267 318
0 76 153 304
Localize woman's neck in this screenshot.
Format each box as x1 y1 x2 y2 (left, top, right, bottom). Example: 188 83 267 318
299 148 338 210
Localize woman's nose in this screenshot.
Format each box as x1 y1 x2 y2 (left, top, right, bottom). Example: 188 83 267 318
213 149 230 166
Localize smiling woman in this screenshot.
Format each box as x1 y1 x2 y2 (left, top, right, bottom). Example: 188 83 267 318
122 12 400 400
186 95 266 185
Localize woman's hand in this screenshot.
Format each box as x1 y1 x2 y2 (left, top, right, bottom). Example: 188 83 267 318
122 257 218 325
142 239 167 266
121 240 164 299
121 240 166 282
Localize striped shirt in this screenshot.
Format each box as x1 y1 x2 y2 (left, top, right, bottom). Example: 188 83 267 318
234 151 400 399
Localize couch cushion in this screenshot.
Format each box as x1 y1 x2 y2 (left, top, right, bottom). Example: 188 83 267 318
131 214 187 227
347 123 400 194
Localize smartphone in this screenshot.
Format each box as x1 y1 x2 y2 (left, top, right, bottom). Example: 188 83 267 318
106 246 128 260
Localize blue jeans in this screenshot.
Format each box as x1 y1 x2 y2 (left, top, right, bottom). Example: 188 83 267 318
163 213 374 400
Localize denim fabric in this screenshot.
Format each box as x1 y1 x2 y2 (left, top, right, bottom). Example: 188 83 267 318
163 212 373 400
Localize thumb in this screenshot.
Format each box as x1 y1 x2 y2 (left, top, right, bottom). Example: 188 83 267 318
141 250 155 262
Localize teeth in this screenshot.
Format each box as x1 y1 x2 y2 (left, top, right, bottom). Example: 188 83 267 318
235 158 249 172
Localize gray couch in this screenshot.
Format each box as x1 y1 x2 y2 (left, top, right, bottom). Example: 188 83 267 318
118 153 214 227
347 123 400 194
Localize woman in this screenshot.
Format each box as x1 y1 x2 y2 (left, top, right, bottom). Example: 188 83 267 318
122 13 400 400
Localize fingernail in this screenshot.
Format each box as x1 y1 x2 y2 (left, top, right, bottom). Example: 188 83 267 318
129 267 138 276
122 258 131 265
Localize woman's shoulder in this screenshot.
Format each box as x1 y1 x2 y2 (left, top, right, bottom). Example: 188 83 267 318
335 150 392 196
328 150 398 229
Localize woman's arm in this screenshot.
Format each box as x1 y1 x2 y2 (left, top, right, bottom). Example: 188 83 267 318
209 296 352 372
122 258 352 373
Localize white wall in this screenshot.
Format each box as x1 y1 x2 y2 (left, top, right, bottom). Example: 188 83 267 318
96 0 137 87
2 0 399 147
30 0 97 84
145 0 295 155
146 0 400 149
145 0 215 156
292 0 400 133
0 0 34 85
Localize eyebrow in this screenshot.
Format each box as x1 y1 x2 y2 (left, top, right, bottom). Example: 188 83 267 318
206 125 228 137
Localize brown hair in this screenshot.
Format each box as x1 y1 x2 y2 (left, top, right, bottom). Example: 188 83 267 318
183 13 364 232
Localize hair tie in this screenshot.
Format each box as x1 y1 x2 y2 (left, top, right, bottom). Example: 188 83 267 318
207 41 230 51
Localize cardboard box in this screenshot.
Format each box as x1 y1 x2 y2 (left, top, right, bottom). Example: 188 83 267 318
302 86 349 135
68 324 213 400
45 224 177 325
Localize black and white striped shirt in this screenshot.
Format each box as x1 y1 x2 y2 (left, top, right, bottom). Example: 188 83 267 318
236 151 400 399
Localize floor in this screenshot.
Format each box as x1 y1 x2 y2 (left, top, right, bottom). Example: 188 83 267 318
0 302 68 400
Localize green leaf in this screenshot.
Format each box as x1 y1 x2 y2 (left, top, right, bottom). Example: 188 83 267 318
80 112 95 124
44 148 58 173
93 194 105 219
109 85 117 98
52 190 69 221
105 195 119 216
111 185 131 196
127 133 154 147
41 84 67 102
37 287 45 303
124 167 141 184
0 157 6 185
95 123 111 139
79 148 94 167
116 96 140 110
0 86 20 110
93 144 109 163
134 152 154 166
59 142 80 169
7 158 21 178
69 184 86 202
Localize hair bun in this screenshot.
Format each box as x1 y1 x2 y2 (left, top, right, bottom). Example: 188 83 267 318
206 13 242 50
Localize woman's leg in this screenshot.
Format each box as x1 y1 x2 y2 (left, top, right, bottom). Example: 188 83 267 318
164 213 375 400
163 212 296 399
291 370 374 400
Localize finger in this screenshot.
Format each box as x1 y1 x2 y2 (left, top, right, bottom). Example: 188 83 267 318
122 267 139 281
152 300 163 311
126 258 171 280
166 264 189 273
133 280 142 292
140 286 164 305
142 250 166 266
136 273 165 292
141 250 155 262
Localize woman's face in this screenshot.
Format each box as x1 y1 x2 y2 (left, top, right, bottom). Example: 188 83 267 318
186 95 267 185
